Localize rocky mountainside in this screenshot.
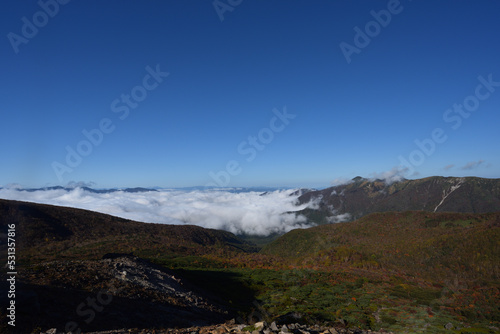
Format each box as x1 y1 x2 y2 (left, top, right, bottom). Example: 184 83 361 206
297 176 500 223
4 254 229 333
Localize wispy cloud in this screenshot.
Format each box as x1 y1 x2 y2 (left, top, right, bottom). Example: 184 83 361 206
461 160 485 170
327 213 351 223
370 166 409 185
0 188 316 236
444 164 455 171
330 177 353 187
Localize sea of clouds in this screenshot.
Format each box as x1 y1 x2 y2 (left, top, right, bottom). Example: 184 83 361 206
0 187 317 236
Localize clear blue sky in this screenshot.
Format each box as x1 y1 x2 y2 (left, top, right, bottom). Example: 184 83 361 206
1 0 499 188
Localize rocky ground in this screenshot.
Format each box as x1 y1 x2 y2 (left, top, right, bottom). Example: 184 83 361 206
5 255 229 333
41 320 393 334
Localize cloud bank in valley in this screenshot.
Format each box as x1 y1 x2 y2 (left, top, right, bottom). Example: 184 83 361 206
0 187 315 236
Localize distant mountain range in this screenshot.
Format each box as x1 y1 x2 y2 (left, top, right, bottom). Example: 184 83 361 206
0 185 287 194
0 185 159 194
297 176 500 224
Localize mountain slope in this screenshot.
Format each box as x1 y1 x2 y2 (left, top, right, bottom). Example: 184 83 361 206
298 176 500 223
0 199 257 264
259 211 500 332
261 211 500 283
0 199 257 332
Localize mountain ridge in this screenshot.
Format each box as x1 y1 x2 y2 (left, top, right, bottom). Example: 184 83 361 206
297 176 500 224
0 198 258 264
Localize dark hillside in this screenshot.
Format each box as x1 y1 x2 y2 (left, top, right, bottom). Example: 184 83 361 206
0 199 257 264
298 176 500 223
0 200 258 333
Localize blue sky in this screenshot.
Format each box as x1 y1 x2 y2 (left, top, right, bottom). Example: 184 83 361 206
1 0 499 189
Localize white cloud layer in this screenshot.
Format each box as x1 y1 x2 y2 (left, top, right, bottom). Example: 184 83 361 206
0 188 315 236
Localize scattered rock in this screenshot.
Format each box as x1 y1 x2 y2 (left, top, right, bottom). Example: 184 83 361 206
63 320 394 334
270 322 279 331
18 256 228 332
255 321 267 329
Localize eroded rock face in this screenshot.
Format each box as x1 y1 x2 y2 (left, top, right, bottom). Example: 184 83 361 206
17 255 229 333
102 255 225 314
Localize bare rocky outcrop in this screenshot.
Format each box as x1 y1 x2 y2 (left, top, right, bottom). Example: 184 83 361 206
102 254 225 314
15 255 229 333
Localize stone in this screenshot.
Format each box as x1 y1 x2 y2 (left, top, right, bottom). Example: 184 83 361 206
270 322 279 331
255 321 267 329
445 323 454 330
214 326 228 334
